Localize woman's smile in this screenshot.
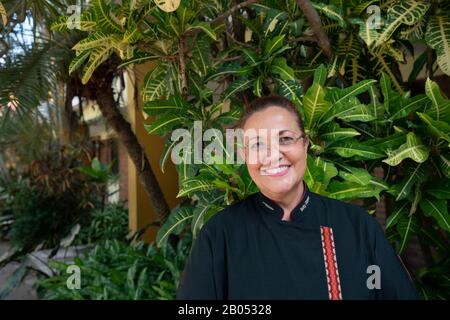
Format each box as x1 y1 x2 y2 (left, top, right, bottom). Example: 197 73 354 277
260 164 291 177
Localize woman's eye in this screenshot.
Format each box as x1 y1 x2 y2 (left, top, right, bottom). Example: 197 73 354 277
279 136 294 144
250 142 260 150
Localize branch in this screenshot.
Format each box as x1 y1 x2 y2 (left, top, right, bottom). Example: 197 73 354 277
184 0 260 37
211 0 259 25
224 30 254 49
295 0 332 59
292 36 317 43
179 36 188 97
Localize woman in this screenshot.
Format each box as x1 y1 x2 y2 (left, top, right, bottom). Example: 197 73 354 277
176 96 419 300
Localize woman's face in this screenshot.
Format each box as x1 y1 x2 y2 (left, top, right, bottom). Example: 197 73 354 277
242 106 308 199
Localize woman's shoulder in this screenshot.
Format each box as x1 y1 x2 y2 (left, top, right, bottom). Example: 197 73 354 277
200 193 259 232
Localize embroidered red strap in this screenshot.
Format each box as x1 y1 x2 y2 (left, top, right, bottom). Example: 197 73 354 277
320 226 342 300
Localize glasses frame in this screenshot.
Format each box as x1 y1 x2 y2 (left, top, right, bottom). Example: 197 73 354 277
244 132 307 154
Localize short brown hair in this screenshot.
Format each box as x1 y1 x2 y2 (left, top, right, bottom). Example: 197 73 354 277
235 95 305 133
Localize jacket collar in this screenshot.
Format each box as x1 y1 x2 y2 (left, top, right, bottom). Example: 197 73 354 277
257 181 312 221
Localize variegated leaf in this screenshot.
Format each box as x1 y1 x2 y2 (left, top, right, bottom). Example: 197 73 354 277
383 132 429 166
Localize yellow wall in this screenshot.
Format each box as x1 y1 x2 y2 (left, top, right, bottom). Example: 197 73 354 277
126 62 181 243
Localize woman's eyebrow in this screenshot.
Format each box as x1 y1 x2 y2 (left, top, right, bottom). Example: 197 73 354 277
248 130 294 140
279 129 296 135
248 136 261 142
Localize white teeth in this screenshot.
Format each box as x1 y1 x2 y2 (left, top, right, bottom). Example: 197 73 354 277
262 165 289 175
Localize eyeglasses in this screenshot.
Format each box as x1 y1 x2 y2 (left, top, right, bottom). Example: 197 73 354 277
245 132 305 154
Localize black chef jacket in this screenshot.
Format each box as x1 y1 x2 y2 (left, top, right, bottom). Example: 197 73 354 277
176 183 420 300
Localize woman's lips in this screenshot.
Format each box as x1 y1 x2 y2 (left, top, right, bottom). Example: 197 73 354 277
261 165 291 177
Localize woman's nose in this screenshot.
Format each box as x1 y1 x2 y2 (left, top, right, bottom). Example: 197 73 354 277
260 144 283 167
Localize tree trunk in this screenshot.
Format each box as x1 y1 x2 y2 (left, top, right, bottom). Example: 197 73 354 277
90 58 171 222
295 0 332 59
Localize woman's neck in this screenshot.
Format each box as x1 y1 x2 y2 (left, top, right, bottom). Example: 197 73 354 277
267 182 305 221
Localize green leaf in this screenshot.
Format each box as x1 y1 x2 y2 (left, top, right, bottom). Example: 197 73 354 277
326 79 377 106
241 48 260 66
118 52 157 69
143 95 186 116
372 54 404 94
303 83 331 130
408 50 428 85
177 177 216 198
427 179 450 200
337 165 373 185
205 63 251 82
176 4 195 30
176 153 199 183
160 138 179 174
356 18 380 48
69 50 91 75
253 75 263 97
215 109 241 126
373 0 430 49
127 262 137 292
327 140 385 159
0 259 28 299
420 198 450 232
312 2 345 28
386 200 409 229
439 152 450 178
142 61 169 102
389 162 426 201
400 17 426 42
222 78 253 101
425 15 450 76
191 37 210 77
362 131 407 151
424 78 450 122
289 19 304 37
145 112 184 135
319 80 377 125
52 12 97 32
81 46 114 84
270 57 295 81
304 156 337 193
389 94 429 121
51 16 69 32
186 22 217 41
327 181 383 201
416 112 450 145
93 0 123 33
397 213 420 255
336 104 376 122
313 64 328 87
264 34 285 58
275 79 302 107
319 123 361 141
263 10 289 36
191 204 219 239
294 66 316 79
380 72 401 114
156 206 194 247
382 132 429 166
419 225 450 253
123 23 142 44
73 32 114 52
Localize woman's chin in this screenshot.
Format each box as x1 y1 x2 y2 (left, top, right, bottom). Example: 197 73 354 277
262 182 295 196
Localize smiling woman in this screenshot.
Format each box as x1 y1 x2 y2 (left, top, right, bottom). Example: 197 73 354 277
176 96 420 300
239 97 309 222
